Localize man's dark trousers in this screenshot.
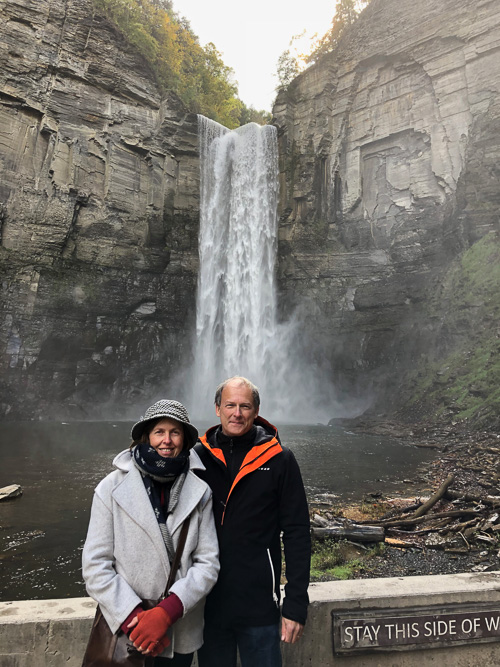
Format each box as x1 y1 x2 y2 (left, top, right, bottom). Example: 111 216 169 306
198 620 282 667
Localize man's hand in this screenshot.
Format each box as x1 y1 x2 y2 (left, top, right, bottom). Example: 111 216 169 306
281 617 304 643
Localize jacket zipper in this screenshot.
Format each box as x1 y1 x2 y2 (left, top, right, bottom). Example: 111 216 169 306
213 437 282 525
267 548 279 607
228 439 234 478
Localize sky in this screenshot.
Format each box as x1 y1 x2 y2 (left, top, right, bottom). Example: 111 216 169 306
171 0 336 111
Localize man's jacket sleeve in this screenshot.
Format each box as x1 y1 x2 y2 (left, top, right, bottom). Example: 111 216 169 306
279 448 311 625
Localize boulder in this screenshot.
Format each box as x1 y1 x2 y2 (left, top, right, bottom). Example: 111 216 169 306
0 485 23 501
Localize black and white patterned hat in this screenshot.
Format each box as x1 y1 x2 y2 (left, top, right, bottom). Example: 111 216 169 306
131 399 198 449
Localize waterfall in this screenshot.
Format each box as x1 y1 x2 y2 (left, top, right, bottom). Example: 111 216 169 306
191 116 343 423
192 116 280 417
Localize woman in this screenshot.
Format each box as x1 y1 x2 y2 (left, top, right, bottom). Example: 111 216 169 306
82 399 219 666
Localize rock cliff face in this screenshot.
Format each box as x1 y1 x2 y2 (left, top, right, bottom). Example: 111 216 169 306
0 0 199 418
2 0 499 422
273 0 500 411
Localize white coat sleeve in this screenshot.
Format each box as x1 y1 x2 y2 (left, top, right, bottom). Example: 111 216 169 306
82 492 142 634
169 491 220 615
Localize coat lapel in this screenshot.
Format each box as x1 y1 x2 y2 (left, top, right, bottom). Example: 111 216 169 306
112 464 169 567
167 471 207 534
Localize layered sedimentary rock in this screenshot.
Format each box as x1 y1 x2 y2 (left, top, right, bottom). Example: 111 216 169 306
0 0 199 418
2 0 499 422
273 0 500 408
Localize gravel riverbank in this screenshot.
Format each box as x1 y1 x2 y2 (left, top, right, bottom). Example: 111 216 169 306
311 420 500 580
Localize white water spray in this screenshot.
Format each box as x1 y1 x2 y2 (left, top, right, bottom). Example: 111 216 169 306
191 116 349 423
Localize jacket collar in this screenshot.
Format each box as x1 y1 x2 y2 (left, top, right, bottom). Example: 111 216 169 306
216 425 257 448
202 416 280 449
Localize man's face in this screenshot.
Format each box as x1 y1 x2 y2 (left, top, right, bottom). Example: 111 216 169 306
216 381 259 438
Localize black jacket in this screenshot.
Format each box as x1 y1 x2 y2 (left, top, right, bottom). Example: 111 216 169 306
194 416 311 627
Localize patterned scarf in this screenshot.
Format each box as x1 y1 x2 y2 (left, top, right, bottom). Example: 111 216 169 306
133 444 189 563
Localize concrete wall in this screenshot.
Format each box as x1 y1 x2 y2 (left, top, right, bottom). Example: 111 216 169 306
1 572 499 666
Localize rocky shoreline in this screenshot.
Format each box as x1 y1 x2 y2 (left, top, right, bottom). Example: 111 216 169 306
310 419 500 580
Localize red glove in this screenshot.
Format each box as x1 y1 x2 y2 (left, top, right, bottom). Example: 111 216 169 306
129 607 172 656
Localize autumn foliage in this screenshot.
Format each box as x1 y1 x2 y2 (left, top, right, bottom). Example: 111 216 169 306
92 0 244 128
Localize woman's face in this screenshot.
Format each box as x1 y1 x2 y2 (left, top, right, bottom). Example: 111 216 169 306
148 418 184 458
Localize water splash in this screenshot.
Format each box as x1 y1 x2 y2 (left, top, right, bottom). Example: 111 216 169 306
191 116 354 423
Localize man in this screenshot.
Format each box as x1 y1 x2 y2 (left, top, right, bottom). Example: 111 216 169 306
194 376 311 667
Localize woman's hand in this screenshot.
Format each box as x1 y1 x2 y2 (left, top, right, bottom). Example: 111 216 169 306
129 607 172 656
126 615 139 631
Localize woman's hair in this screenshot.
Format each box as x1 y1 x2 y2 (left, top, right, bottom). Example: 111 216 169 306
130 417 185 449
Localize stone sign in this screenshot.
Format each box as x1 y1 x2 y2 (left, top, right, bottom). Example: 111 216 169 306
333 605 500 653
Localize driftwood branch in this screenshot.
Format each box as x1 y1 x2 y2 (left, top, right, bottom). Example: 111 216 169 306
372 501 423 523
445 490 500 506
412 474 455 518
385 537 423 549
413 442 442 449
387 524 450 536
311 524 385 543
375 509 481 528
447 518 480 533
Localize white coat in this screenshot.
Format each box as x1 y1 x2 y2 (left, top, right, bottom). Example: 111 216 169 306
82 448 220 657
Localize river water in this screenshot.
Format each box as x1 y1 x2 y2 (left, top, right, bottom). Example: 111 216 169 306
0 421 434 601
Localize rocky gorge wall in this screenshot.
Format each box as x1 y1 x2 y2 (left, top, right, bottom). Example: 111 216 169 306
0 0 199 418
1 0 499 423
273 0 500 416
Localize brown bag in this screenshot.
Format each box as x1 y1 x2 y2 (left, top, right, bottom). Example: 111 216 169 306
81 603 156 667
82 516 191 667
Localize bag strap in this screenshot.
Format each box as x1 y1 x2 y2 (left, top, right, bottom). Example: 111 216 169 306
163 515 191 596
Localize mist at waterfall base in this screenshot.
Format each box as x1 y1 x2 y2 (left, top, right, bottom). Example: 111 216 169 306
188 117 366 423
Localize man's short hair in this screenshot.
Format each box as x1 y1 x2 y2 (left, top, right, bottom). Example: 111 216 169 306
214 376 261 410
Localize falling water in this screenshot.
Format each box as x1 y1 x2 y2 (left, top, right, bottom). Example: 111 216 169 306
192 116 281 416
191 116 360 423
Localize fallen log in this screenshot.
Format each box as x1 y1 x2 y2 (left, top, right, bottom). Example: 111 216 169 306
445 490 500 506
312 513 329 527
448 518 480 533
413 442 441 449
375 509 482 528
387 521 452 536
370 501 424 523
311 524 385 543
412 474 455 518
476 533 498 545
387 527 437 536
385 537 423 549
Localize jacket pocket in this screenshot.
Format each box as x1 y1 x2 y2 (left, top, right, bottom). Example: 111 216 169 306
267 548 279 607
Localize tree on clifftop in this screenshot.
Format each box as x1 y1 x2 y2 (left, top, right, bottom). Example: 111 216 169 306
92 0 243 128
275 46 301 92
306 0 371 64
276 0 371 91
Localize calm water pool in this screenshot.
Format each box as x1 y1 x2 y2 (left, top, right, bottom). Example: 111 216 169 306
0 421 434 600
